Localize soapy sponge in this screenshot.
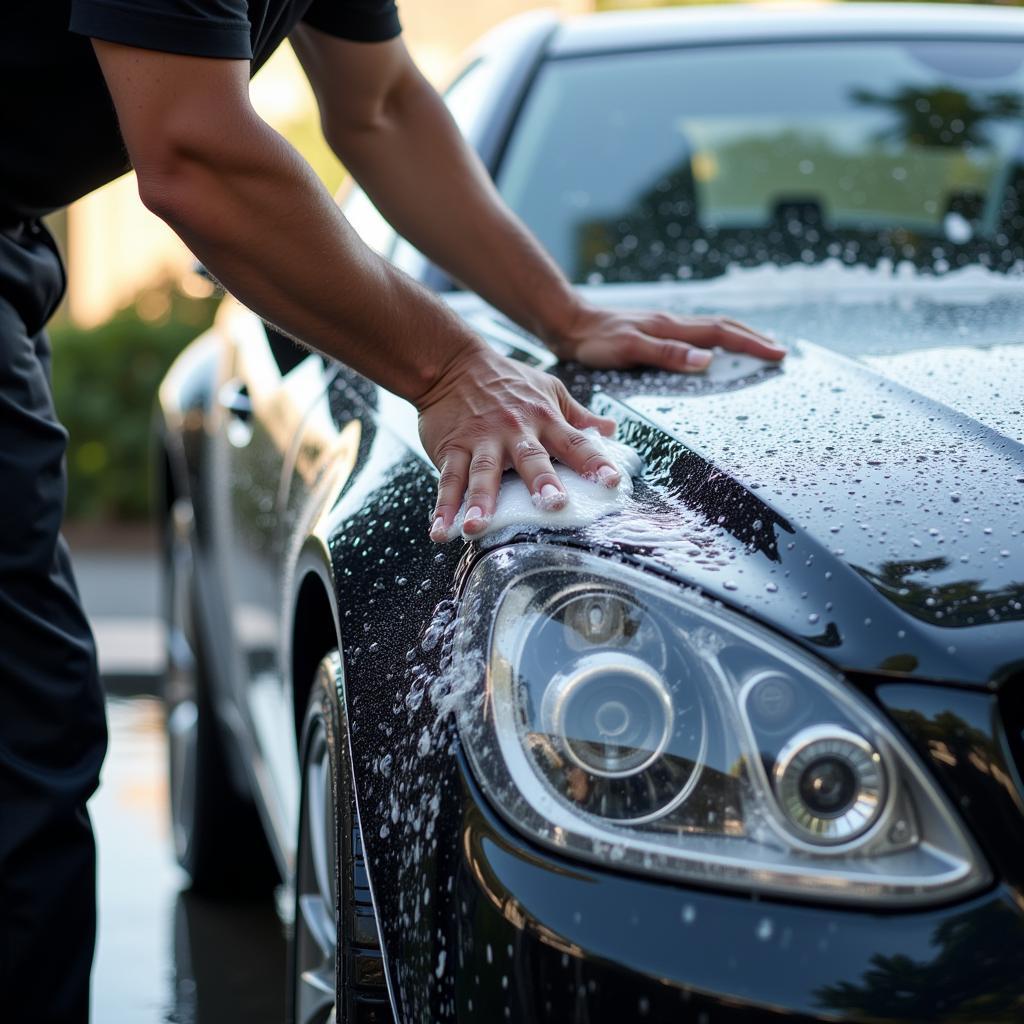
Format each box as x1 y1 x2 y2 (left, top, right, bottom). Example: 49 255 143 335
444 430 643 541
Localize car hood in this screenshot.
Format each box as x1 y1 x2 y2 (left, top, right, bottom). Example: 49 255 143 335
461 269 1024 687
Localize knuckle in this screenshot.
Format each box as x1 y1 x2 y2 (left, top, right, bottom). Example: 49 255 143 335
457 417 493 440
438 467 463 488
497 407 524 431
624 333 648 359
563 429 590 451
651 339 674 363
469 451 500 474
513 438 547 462
436 440 466 462
529 401 557 423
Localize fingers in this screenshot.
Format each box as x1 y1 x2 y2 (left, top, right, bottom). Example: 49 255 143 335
626 334 714 374
424 358 623 543
542 420 621 488
511 436 566 511
643 312 786 362
562 392 616 437
430 447 470 542
462 442 504 536
433 417 623 543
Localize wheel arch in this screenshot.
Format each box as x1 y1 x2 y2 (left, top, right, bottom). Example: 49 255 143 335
287 539 401 1021
289 539 344 753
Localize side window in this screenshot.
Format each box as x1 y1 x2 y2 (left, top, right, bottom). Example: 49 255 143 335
339 182 397 258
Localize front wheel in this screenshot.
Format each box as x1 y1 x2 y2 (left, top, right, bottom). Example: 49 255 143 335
291 652 393 1024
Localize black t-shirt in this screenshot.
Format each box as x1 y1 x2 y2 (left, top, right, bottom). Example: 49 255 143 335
0 1 401 221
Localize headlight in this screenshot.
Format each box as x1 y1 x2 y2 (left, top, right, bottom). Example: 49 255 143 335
454 546 988 905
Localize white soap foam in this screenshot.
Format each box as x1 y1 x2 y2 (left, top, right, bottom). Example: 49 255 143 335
444 430 643 541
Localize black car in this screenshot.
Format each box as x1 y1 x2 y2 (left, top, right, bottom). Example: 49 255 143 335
156 5 1024 1022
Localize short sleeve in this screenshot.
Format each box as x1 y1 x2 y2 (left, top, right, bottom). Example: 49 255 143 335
301 0 402 43
69 0 254 60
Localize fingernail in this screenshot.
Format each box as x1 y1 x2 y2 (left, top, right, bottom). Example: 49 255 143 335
537 483 566 510
597 465 621 487
686 349 713 369
430 516 446 541
463 506 491 536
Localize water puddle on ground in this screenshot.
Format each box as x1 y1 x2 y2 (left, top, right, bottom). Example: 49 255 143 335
91 696 285 1023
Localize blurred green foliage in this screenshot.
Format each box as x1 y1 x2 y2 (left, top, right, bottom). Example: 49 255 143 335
50 283 218 521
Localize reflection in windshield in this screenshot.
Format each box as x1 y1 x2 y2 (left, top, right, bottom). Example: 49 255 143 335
853 84 1023 150
500 42 1024 283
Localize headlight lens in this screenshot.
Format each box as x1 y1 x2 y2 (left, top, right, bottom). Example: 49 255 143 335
454 546 988 905
772 726 886 844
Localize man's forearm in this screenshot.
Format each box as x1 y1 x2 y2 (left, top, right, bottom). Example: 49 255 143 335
93 37 782 546
144 115 487 401
314 57 582 349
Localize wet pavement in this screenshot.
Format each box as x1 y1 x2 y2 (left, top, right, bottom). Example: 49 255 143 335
91 696 287 1023
73 530 288 1023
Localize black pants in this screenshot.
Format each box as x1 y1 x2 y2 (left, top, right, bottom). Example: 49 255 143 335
0 220 107 1022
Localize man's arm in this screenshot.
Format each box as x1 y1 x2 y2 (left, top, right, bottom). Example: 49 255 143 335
290 26 786 370
92 40 621 540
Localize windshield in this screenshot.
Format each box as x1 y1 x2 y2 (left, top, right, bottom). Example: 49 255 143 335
498 41 1024 283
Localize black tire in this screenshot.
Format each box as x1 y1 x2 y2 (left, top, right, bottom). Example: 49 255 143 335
290 652 394 1024
163 495 276 895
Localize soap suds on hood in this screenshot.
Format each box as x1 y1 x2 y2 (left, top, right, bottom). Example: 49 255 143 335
444 430 643 541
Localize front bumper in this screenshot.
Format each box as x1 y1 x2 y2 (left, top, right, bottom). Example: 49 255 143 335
444 764 1024 1022
369 674 1024 1023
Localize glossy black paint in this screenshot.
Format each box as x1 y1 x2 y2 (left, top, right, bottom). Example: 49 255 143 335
576 339 1024 687
448 763 1024 1023
303 354 1024 1022
548 4 1024 58
153 8 1024 1022
875 683 1024 896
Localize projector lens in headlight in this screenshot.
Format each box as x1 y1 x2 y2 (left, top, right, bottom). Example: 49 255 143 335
773 726 886 844
549 654 673 778
453 545 989 905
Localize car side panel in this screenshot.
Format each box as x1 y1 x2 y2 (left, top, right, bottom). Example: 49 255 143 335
156 325 255 798
300 365 475 1022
